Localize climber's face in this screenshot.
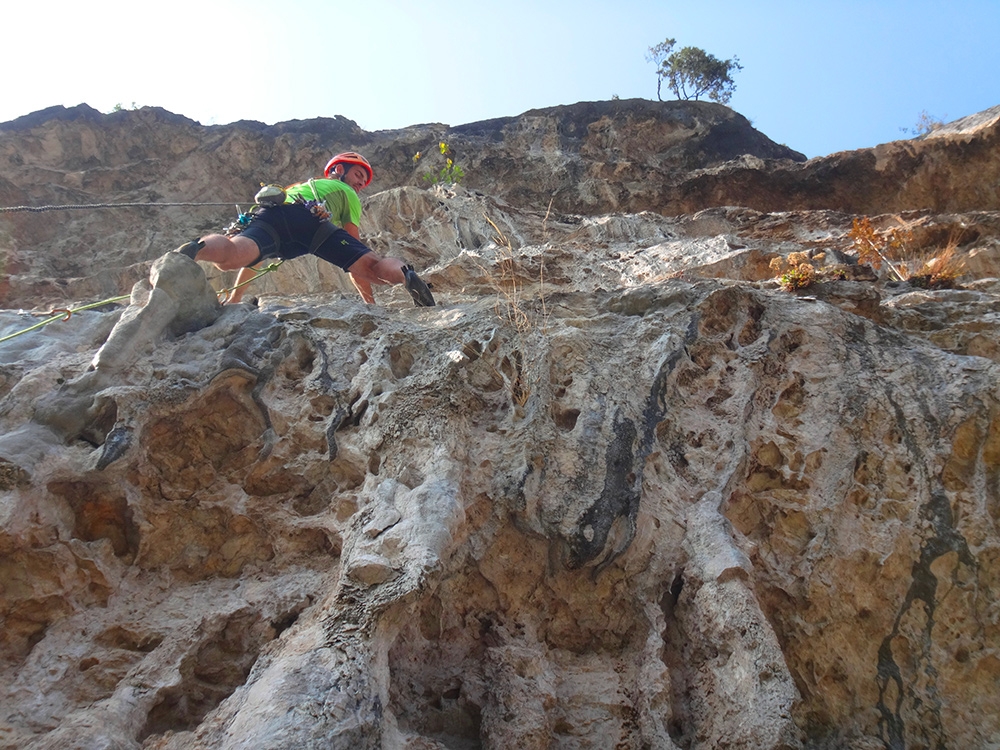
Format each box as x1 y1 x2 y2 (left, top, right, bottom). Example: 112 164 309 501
343 165 369 192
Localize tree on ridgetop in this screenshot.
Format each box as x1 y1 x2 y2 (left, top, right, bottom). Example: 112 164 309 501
646 39 678 101
647 38 743 104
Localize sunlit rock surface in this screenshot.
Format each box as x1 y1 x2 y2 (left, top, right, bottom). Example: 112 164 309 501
1 102 1000 749
4 99 1000 311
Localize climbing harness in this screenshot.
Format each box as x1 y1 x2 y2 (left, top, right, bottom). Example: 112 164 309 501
222 205 257 237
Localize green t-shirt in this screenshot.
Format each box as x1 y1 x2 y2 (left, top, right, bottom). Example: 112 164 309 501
284 178 362 228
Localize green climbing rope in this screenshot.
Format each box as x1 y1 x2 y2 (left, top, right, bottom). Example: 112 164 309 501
0 294 131 343
0 202 241 213
219 261 284 303
0 199 288 343
0 261 286 344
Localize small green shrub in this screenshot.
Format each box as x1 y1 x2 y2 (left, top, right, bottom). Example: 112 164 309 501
900 110 945 136
770 252 816 291
414 141 465 185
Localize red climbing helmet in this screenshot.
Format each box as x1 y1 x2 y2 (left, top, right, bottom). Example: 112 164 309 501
323 152 373 186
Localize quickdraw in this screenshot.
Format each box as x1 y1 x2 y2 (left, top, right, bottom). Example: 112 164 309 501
295 196 331 222
0 296 131 344
300 178 331 221
223 205 258 237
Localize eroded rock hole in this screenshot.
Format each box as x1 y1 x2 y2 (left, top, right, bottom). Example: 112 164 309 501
271 598 312 636
737 301 766 346
142 385 267 494
48 480 139 559
350 398 369 426
0 552 76 666
389 345 416 379
309 394 338 422
500 351 526 405
778 328 805 355
95 625 164 653
80 395 118 447
553 406 580 431
699 290 738 338
388 524 650 748
462 340 484 362
292 343 316 377
139 610 273 742
660 571 694 749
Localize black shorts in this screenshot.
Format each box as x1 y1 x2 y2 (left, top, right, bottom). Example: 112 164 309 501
238 203 370 271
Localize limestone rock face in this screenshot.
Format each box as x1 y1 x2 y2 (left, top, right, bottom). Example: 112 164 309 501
3 100 1000 311
2 102 1000 749
669 104 1000 216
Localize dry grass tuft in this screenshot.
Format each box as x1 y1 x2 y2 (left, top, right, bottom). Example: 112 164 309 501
848 216 909 282
848 216 969 288
905 234 967 289
483 215 532 333
770 216 972 293
455 212 554 410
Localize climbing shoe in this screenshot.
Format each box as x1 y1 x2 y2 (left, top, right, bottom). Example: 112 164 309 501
175 239 204 260
254 184 287 207
402 266 435 307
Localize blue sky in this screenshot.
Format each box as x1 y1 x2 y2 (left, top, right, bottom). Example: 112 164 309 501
4 0 998 159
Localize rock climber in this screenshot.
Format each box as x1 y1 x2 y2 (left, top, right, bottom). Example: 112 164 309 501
175 151 435 307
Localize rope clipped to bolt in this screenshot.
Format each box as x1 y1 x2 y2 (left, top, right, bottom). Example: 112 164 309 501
0 295 131 343
0 197 289 340
0 261 286 343
0 202 242 213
